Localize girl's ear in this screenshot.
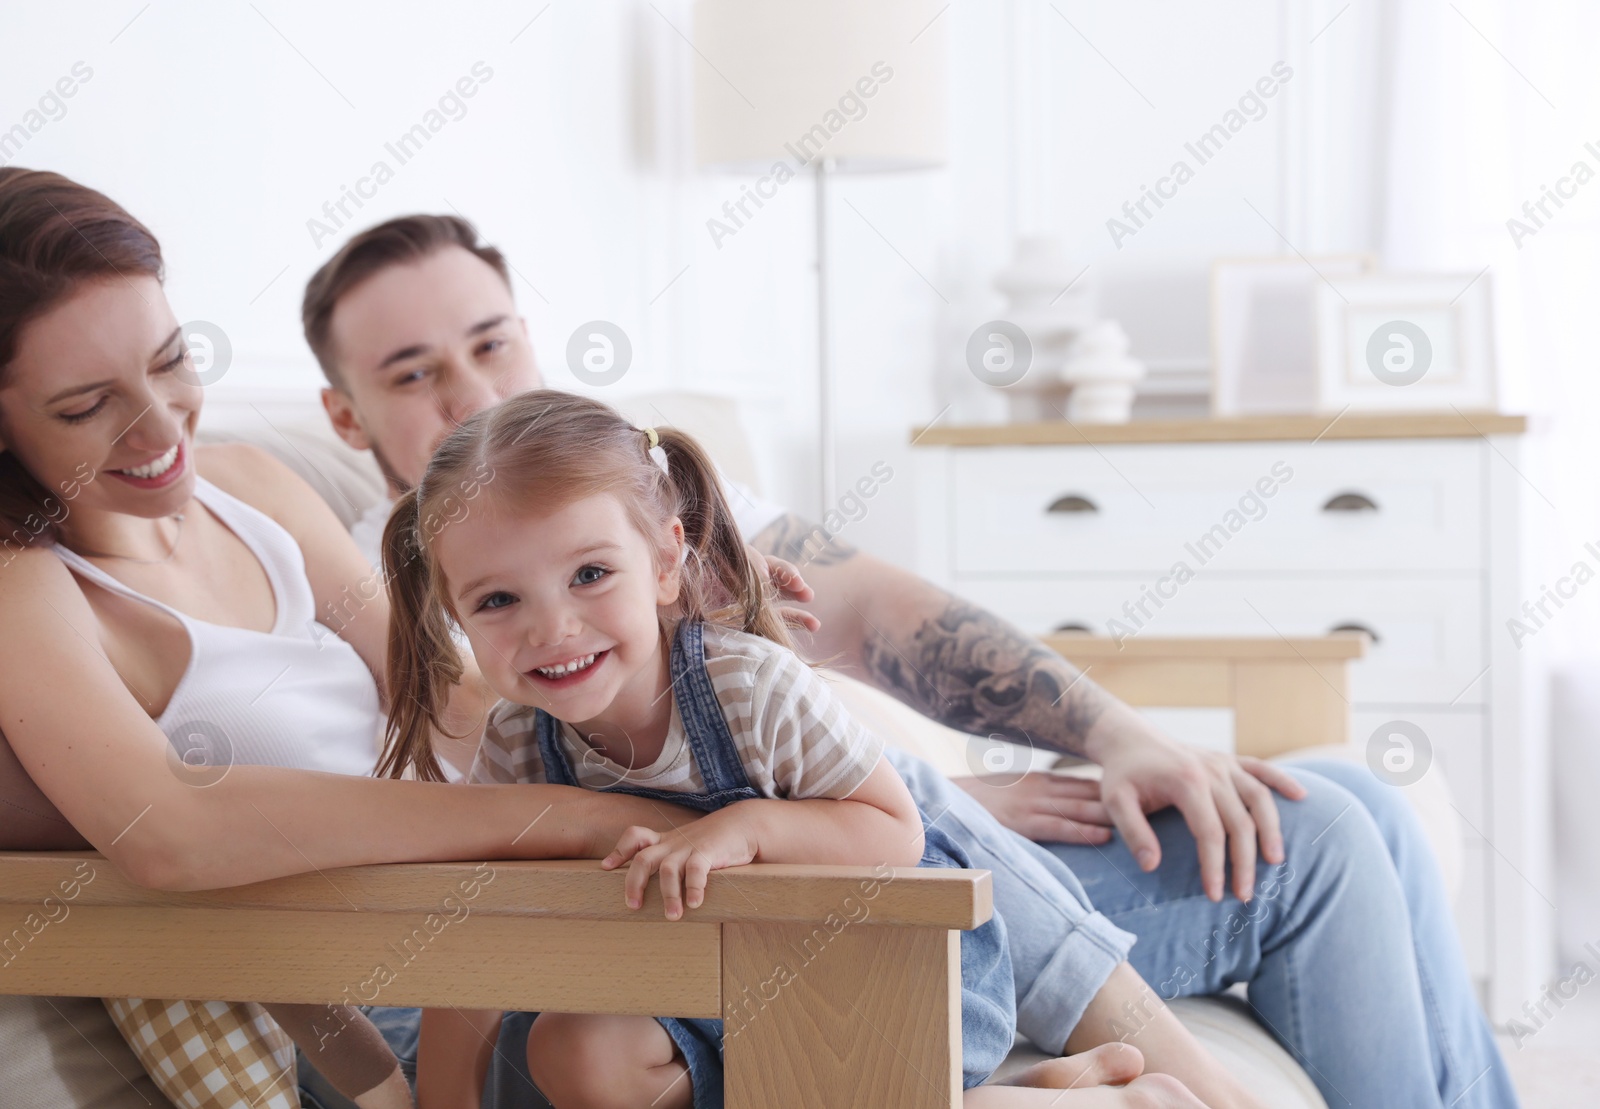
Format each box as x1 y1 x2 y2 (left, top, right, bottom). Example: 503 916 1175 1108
655 516 686 605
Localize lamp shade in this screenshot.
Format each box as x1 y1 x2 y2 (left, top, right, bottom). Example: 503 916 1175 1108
693 0 947 173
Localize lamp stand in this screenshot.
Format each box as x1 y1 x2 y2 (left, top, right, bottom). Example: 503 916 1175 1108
814 158 838 519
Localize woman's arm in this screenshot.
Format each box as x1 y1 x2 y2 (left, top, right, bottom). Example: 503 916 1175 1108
417 1008 502 1109
0 548 696 889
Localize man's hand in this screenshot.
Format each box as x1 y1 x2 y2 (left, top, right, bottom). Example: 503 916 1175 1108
602 811 757 920
744 544 820 633
1086 703 1306 902
952 772 1114 845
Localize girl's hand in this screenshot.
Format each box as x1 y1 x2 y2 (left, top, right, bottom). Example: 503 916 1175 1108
744 544 821 633
602 812 758 920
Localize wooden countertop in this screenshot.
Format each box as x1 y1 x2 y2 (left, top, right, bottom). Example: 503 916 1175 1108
1044 634 1369 660
910 410 1527 447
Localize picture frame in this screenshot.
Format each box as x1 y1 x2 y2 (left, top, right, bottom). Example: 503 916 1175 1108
1312 273 1497 412
1210 254 1375 417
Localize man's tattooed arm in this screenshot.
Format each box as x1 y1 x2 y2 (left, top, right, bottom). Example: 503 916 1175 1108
859 597 1114 759
751 511 862 568
750 512 1117 759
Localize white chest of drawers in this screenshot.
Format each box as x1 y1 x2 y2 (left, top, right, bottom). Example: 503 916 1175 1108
910 412 1548 1024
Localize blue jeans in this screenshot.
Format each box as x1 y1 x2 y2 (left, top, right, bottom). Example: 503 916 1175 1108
1049 760 1518 1109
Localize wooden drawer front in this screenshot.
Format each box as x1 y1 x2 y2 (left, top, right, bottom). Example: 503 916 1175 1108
950 440 1484 575
959 574 1486 705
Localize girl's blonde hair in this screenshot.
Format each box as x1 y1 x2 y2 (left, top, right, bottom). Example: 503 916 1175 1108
378 390 795 781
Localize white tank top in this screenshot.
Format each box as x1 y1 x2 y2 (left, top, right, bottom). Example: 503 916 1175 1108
50 477 383 778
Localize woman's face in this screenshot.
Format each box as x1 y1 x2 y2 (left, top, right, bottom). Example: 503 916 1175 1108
0 275 203 525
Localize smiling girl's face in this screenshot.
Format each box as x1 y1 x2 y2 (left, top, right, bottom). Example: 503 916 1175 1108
436 491 685 746
0 276 202 528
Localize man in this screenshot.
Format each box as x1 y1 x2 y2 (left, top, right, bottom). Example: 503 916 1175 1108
298 214 1515 1109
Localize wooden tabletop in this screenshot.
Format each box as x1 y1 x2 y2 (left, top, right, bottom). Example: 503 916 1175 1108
1045 634 1369 660
911 410 1527 446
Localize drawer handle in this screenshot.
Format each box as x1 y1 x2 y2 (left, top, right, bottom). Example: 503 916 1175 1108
1329 622 1381 644
1322 491 1379 513
1052 621 1095 634
1046 494 1099 514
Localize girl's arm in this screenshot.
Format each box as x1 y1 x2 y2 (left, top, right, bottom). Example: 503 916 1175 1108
0 549 696 890
605 756 924 919
417 1008 502 1109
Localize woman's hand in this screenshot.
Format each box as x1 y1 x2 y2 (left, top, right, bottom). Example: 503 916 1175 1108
952 772 1115 845
602 810 757 920
745 544 820 633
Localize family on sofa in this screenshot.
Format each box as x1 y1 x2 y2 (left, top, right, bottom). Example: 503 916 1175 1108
0 167 1518 1108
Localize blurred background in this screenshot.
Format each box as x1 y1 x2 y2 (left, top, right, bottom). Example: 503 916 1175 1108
6 0 1600 1086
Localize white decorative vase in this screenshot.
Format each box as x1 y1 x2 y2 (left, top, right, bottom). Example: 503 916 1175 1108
1060 321 1146 423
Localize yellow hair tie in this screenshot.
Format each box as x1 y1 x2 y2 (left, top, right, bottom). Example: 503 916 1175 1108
639 425 669 476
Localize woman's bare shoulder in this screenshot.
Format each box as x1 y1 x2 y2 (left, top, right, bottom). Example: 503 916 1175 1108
194 442 311 523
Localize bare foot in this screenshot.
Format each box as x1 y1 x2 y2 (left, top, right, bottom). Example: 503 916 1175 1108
1009 1042 1146 1089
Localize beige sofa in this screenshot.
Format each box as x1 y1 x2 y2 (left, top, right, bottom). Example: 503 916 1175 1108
0 390 1463 1107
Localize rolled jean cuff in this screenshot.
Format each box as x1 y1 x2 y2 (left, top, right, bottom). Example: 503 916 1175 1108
1015 910 1136 1053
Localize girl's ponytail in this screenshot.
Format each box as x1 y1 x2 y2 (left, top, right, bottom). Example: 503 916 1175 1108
375 492 461 782
654 427 795 651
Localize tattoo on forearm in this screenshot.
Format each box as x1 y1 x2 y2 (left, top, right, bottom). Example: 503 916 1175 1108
751 512 860 568
861 597 1110 756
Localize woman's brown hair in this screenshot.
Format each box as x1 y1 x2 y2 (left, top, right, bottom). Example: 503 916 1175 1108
0 168 164 548
378 390 795 781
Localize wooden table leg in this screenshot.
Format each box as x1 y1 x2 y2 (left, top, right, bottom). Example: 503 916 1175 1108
722 922 961 1109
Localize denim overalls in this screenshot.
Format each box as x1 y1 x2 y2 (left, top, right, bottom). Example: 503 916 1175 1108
496 620 1016 1107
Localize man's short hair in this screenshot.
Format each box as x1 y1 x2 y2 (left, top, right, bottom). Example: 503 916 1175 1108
301 214 511 388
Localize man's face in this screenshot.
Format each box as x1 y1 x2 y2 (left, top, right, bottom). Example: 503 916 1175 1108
320 246 540 491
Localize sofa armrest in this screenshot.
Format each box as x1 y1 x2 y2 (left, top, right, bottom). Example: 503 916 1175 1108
0 854 989 1108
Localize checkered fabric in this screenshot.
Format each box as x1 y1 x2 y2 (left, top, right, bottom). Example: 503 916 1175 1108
103 997 300 1109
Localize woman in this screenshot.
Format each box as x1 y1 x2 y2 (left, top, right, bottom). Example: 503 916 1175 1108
0 168 1221 1107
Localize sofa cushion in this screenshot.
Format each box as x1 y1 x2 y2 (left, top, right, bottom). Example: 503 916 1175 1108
0 995 171 1107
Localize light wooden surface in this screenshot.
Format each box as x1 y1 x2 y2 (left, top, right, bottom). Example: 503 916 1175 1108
1045 634 1366 757
0 854 993 1106
724 924 961 1109
0 906 724 1015
1043 634 1367 660
910 410 1527 446
0 856 990 929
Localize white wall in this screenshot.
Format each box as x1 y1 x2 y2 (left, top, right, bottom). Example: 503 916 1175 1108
2 0 1365 566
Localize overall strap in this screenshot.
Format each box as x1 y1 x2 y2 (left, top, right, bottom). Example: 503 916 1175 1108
667 619 757 798
533 708 581 788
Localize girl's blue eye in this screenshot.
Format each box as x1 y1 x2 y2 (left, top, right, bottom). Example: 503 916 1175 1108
476 591 516 612
573 565 608 587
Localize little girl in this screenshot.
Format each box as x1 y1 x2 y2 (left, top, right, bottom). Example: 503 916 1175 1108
379 391 1126 1109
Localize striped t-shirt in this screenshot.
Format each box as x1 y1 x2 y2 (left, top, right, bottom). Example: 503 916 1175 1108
469 623 885 800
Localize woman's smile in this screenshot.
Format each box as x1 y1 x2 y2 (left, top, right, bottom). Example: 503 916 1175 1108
107 439 187 490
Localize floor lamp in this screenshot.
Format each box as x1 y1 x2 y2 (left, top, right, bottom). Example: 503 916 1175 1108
693 0 947 517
